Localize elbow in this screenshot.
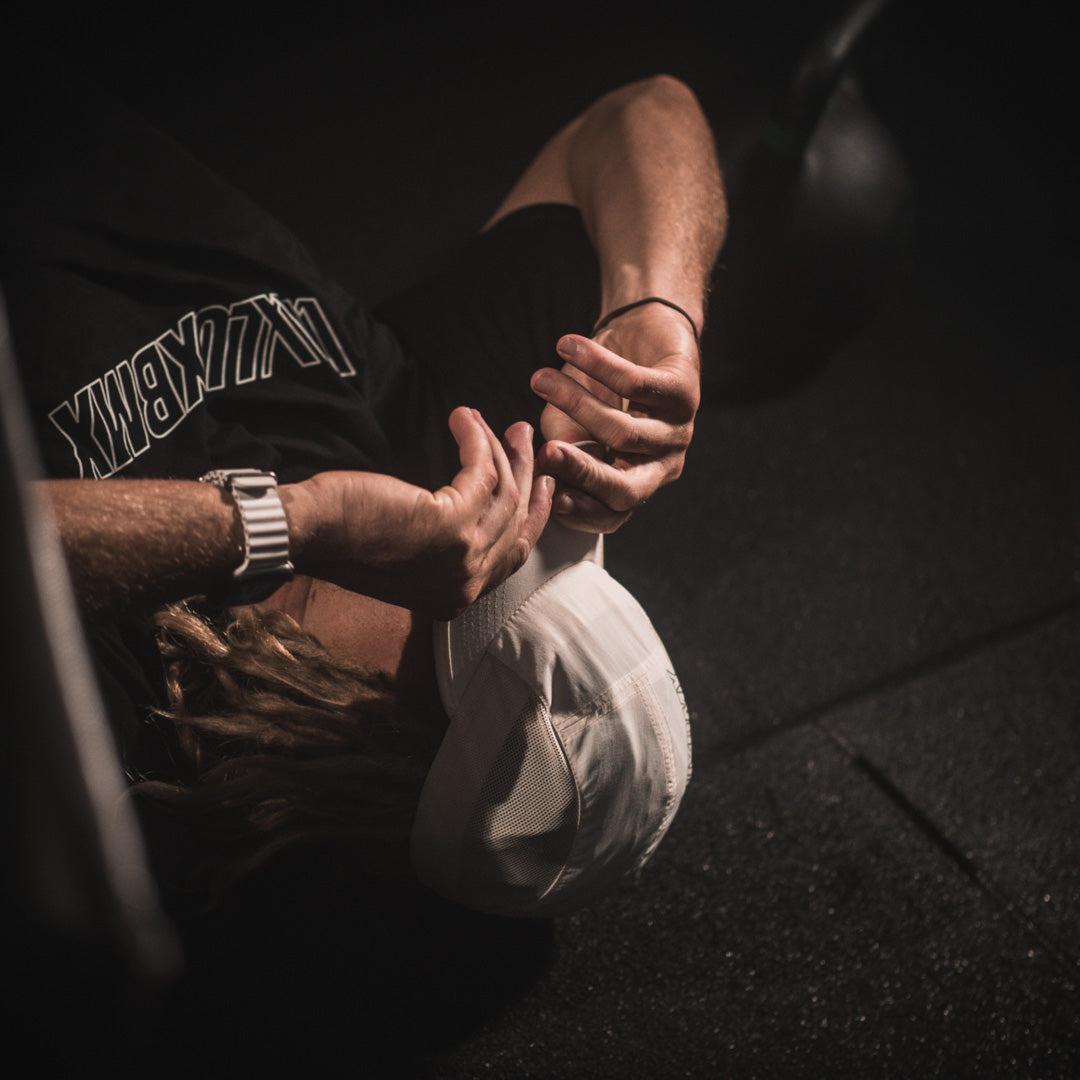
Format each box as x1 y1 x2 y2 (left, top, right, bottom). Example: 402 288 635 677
598 74 705 120
574 75 716 169
631 73 702 107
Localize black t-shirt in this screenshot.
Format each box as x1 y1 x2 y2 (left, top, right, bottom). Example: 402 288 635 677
2 62 403 487
2 55 601 789
1 58 413 788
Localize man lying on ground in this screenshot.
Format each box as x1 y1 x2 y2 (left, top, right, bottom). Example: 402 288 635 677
2 65 726 915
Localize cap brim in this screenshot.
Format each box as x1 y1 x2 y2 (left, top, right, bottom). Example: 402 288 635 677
435 520 603 717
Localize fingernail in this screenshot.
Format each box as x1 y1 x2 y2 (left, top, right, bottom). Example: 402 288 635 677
541 475 556 496
555 493 575 514
470 408 481 420
532 371 553 394
557 337 579 359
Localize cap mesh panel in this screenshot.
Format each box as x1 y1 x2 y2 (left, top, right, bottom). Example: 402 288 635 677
460 695 577 899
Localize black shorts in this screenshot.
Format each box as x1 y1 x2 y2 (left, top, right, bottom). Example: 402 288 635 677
372 204 601 489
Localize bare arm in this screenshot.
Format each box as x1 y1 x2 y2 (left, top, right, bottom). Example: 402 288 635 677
489 76 725 318
568 75 726 330
42 477 249 619
490 76 727 532
39 409 554 622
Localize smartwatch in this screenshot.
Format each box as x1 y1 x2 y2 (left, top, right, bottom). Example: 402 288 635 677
199 468 294 605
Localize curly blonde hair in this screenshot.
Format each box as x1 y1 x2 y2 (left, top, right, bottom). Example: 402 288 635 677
132 602 445 901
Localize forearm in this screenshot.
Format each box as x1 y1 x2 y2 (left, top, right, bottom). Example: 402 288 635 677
34 408 546 623
37 478 317 620
568 76 727 329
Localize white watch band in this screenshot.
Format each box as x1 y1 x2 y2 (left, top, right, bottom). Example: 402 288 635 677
199 468 294 602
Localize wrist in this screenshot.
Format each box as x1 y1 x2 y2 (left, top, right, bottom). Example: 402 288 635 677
279 479 325 573
593 297 702 354
600 263 706 333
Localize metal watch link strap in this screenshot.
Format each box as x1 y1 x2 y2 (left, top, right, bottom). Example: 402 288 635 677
199 468 294 605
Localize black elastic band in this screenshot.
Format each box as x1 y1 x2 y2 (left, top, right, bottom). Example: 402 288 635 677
591 296 701 347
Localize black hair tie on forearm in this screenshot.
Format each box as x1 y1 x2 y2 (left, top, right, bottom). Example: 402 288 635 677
591 296 701 348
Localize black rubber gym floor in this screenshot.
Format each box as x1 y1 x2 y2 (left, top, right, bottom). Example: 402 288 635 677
20 4 1078 1076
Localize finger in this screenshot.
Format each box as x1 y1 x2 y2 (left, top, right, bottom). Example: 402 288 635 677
553 487 633 535
447 405 487 466
447 406 499 502
516 473 556 565
536 441 669 513
471 408 515 498
487 426 547 582
470 411 521 543
493 472 556 587
504 420 538 509
531 367 688 456
478 474 555 599
539 397 593 446
491 421 538 565
552 335 699 419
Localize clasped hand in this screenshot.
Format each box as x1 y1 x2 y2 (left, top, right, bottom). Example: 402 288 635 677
294 305 699 617
297 407 553 620
529 303 701 533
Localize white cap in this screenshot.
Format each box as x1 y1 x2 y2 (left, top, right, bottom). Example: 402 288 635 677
410 516 692 918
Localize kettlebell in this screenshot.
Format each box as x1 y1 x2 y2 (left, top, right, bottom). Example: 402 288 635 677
704 0 914 400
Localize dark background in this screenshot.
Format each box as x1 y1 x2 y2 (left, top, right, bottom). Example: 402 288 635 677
7 2 1079 1076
